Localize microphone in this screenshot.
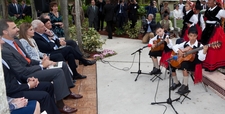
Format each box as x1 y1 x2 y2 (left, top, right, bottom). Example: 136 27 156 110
166 55 178 61
141 44 152 49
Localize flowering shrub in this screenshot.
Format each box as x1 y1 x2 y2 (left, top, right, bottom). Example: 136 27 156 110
93 49 117 60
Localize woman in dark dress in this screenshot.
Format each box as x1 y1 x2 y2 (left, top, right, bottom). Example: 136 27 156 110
48 1 64 37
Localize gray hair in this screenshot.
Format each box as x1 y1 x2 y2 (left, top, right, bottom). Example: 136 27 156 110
31 20 42 29
148 14 154 18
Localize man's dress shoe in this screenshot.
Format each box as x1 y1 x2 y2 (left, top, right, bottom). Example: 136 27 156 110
83 60 96 66
64 93 83 99
74 74 87 80
59 105 77 113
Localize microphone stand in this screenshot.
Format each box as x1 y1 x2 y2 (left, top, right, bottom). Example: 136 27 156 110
131 47 149 81
151 59 180 114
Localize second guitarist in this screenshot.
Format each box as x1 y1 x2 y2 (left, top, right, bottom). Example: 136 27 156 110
148 23 173 75
170 25 208 95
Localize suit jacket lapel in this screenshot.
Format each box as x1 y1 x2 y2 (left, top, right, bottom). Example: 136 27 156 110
3 42 28 64
14 39 31 59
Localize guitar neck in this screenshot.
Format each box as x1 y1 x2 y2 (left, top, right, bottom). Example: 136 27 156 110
185 47 203 55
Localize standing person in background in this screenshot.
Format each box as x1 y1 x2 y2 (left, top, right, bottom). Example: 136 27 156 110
48 1 64 38
201 0 208 10
8 0 22 19
160 2 170 20
173 4 184 30
21 0 32 18
87 0 99 30
181 1 198 41
178 0 185 14
194 0 205 41
159 1 164 19
145 1 157 20
116 0 128 29
71 2 85 25
201 0 225 71
96 0 106 31
128 0 139 28
103 0 115 39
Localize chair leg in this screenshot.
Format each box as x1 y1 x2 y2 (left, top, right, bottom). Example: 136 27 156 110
179 92 191 104
190 72 208 92
201 82 208 92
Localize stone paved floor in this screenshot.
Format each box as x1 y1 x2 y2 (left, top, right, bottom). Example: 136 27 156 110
64 63 97 114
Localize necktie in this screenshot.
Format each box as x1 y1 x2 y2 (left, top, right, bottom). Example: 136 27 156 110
14 4 18 13
13 41 31 64
42 34 50 42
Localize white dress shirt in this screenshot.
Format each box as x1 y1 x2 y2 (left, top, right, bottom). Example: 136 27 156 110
172 40 206 61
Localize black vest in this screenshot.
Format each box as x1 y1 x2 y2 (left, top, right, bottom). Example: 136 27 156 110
183 10 194 24
184 41 202 64
204 6 221 23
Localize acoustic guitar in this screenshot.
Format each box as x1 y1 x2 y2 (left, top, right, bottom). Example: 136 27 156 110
170 41 222 68
150 35 170 52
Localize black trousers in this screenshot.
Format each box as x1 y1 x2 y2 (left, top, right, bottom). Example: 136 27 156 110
149 50 163 58
106 21 113 39
66 40 83 57
9 82 60 114
98 12 104 31
50 46 81 76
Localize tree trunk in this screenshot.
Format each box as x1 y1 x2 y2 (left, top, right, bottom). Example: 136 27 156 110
60 0 70 40
1 0 8 19
75 0 84 53
30 0 37 19
0 51 10 114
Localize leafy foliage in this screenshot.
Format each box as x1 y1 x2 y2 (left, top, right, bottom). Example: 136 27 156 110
69 25 76 39
126 27 140 39
9 16 33 26
137 5 147 18
82 28 105 52
124 21 141 39
114 27 125 36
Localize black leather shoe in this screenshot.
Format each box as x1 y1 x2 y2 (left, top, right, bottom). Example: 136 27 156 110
73 74 87 80
170 82 181 90
150 67 161 75
83 60 96 66
176 84 190 95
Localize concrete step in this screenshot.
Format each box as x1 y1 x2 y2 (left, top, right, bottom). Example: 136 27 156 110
203 70 225 99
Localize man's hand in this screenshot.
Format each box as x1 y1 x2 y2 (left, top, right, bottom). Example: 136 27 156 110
203 45 208 54
177 49 184 57
41 58 51 68
165 38 169 44
59 39 66 46
45 29 54 35
151 44 156 48
27 77 39 88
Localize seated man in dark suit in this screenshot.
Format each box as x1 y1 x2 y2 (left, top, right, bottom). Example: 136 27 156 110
3 60 60 114
0 19 81 113
31 19 94 79
39 13 86 59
